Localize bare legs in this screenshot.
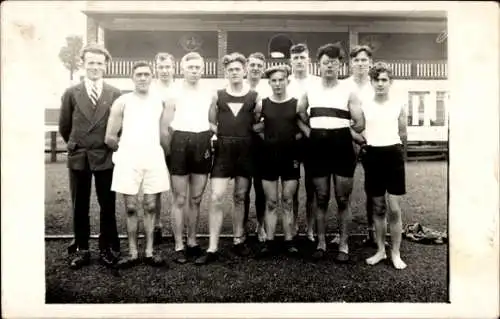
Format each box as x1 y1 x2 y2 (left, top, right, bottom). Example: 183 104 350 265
122 193 161 259
263 179 298 242
366 194 406 269
207 177 250 253
170 174 208 252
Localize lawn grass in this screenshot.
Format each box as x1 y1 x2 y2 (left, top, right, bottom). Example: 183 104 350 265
46 236 448 303
45 160 448 303
45 160 448 236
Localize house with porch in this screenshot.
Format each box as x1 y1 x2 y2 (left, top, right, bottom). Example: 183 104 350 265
81 0 449 143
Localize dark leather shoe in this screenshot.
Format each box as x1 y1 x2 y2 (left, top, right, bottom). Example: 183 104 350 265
194 251 219 265
311 248 326 261
173 249 188 264
117 256 141 269
69 251 91 269
186 245 203 259
232 243 251 257
144 255 166 267
99 251 118 267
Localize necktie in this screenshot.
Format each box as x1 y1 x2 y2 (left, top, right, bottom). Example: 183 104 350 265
90 83 99 105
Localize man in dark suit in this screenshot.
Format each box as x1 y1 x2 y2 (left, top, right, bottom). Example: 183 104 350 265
58 43 122 269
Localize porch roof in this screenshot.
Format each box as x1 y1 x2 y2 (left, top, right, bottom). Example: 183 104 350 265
82 1 447 19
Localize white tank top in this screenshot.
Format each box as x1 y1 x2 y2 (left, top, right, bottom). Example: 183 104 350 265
288 74 321 100
169 83 212 132
343 76 375 109
113 92 166 168
150 80 178 102
363 96 403 147
307 80 352 129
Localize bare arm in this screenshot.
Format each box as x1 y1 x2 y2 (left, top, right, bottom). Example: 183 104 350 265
398 104 408 160
296 93 311 138
104 97 125 151
160 97 175 153
208 91 218 135
58 88 74 143
348 91 365 133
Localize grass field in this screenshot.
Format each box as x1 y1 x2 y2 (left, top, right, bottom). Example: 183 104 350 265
45 159 448 303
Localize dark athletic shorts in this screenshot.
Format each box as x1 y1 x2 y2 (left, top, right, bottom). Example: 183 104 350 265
168 130 212 176
258 141 300 181
362 144 406 196
306 127 357 178
211 136 253 178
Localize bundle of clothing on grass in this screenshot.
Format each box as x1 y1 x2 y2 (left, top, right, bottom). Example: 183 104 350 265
403 222 447 245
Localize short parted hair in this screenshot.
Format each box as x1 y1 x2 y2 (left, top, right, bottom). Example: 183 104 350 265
131 61 153 74
290 43 309 55
222 52 247 68
247 52 266 63
80 43 112 62
180 52 204 68
350 45 373 59
264 64 291 79
154 52 175 64
316 43 345 61
369 62 393 80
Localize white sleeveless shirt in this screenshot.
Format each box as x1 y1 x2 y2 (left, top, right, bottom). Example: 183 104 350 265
288 74 321 100
307 80 352 129
169 83 212 132
363 96 403 147
113 92 166 168
343 76 375 109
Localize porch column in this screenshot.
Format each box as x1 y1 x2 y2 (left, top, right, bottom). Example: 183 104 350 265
348 27 359 51
347 27 358 72
217 29 228 78
86 16 98 44
97 25 105 45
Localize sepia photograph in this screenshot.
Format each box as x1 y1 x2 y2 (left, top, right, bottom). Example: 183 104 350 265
1 0 498 318
44 0 449 303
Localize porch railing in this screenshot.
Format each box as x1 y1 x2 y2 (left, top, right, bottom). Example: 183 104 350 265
106 58 447 80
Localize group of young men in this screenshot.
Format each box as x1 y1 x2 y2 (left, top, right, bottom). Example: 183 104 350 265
59 41 408 272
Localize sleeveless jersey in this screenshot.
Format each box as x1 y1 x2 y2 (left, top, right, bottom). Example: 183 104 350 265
288 75 321 100
343 76 374 110
113 92 165 168
261 97 298 144
150 80 179 103
363 96 403 147
307 81 352 130
169 84 212 132
216 89 258 138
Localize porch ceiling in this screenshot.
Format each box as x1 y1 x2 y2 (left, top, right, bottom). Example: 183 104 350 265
93 14 446 33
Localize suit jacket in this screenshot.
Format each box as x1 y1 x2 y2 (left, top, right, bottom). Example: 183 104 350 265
59 82 122 171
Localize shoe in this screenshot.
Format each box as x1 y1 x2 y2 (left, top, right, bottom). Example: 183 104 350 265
117 256 141 269
173 249 188 264
99 250 118 267
144 255 166 267
69 251 91 269
153 227 163 246
311 248 326 261
194 251 219 265
335 251 349 263
232 243 251 257
284 240 299 257
255 241 272 259
186 245 203 260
